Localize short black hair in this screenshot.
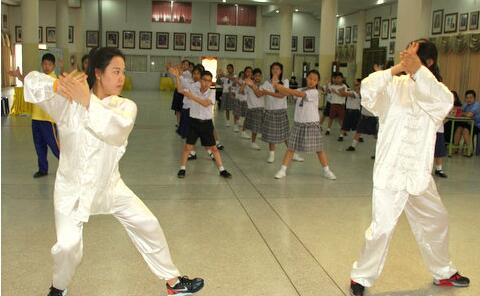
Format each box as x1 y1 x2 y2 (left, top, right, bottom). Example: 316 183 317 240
465 89 476 98
42 53 56 64
355 78 362 83
192 66 203 75
333 71 343 78
307 69 320 80
201 70 213 79
252 68 262 75
227 64 234 69
189 62 194 67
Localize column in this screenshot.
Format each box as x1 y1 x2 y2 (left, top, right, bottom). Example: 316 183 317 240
355 10 366 79
318 0 337 86
395 0 432 62
21 0 39 75
278 4 293 78
73 5 86 71
254 6 265 73
56 0 70 71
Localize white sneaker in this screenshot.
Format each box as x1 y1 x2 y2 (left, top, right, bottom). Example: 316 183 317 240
275 169 286 179
323 169 337 180
293 153 304 162
251 142 261 150
226 122 231 127
267 154 275 163
233 125 240 132
241 131 250 139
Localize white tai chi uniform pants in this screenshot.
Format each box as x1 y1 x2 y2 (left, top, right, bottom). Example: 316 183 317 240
51 186 181 290
351 177 457 287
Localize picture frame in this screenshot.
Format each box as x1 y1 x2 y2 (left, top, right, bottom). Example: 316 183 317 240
207 33 219 51
68 26 74 43
470 11 479 30
86 30 99 48
15 26 22 43
38 26 43 43
373 17 381 37
46 26 56 43
242 35 255 52
432 9 444 35
139 31 152 49
389 41 395 55
190 33 203 51
390 18 397 39
366 22 372 41
352 25 358 43
345 26 351 44
173 32 186 51
381 19 389 39
269 34 280 50
106 31 119 48
303 36 315 52
338 28 344 45
444 13 458 33
156 32 169 49
459 13 468 31
224 34 237 51
2 14 7 31
122 30 135 49
292 36 298 52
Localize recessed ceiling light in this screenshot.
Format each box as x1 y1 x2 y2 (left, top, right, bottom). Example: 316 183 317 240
222 0 226 2
294 8 299 12
376 0 385 4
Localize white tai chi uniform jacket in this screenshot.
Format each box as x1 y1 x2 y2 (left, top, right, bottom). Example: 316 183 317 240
351 66 458 287
24 71 180 290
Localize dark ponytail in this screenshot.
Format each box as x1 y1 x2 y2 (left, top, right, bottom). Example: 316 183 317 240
413 39 442 82
87 47 126 89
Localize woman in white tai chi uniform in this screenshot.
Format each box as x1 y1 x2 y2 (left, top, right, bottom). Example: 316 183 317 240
24 47 204 296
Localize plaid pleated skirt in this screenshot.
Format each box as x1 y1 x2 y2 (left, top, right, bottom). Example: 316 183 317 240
233 98 242 117
240 101 248 117
262 109 290 144
222 93 235 111
287 121 324 153
245 107 264 134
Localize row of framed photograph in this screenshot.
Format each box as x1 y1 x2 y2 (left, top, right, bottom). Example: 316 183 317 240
268 35 316 52
15 26 74 43
432 10 479 35
364 17 397 42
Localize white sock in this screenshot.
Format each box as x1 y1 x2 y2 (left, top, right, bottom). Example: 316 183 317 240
352 140 359 147
180 166 186 170
269 151 275 156
218 166 225 172
190 151 196 156
436 165 443 171
280 165 287 173
339 133 343 138
323 165 331 172
216 140 220 145
207 149 212 154
327 128 331 132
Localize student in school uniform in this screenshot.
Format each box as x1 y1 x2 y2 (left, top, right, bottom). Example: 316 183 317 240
232 71 244 133
349 40 469 296
9 53 60 178
433 125 448 178
270 70 337 180
170 68 232 179
326 72 348 140
244 68 265 150
260 62 304 163
24 47 204 296
320 76 334 129
345 103 378 159
217 64 236 127
170 59 191 127
239 67 253 139
340 78 362 141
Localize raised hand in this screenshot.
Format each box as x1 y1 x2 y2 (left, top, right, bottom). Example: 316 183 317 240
168 66 180 77
401 42 422 75
57 70 90 107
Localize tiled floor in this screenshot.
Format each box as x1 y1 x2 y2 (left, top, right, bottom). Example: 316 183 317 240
2 90 479 296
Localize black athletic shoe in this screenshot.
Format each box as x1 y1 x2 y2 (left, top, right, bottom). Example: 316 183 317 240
47 286 66 296
33 171 48 178
346 146 356 151
435 169 448 178
177 169 186 178
216 143 224 150
337 136 344 142
188 154 197 161
359 137 364 142
219 170 232 178
350 281 365 296
434 272 470 287
167 276 204 295
325 130 330 136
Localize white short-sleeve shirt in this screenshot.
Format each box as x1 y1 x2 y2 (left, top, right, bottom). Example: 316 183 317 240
246 85 265 109
294 88 320 123
262 79 289 110
189 87 216 120
330 84 347 105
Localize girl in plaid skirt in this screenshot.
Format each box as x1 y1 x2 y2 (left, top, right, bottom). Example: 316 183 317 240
244 68 265 150
232 71 244 133
271 70 336 180
239 67 253 139
217 64 236 127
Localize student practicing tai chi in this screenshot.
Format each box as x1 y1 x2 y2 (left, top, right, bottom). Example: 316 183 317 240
349 40 470 296
23 47 204 296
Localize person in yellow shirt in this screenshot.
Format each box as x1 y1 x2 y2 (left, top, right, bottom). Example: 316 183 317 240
9 53 60 178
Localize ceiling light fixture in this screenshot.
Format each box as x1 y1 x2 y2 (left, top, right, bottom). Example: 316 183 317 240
376 0 385 4
294 8 299 12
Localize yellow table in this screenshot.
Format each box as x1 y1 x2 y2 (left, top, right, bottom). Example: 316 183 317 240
122 76 132 92
446 116 475 156
160 77 175 91
9 87 33 116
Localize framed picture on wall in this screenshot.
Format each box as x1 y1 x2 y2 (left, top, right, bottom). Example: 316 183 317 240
389 41 395 55
365 22 372 41
390 18 397 39
46 27 56 43
292 36 298 52
106 31 119 48
338 28 344 45
207 33 219 51
173 32 186 50
38 26 43 43
242 35 255 52
459 13 468 31
432 9 444 35
373 17 381 37
270 34 280 50
2 14 7 30
444 13 458 33
225 34 237 51
156 32 169 49
15 26 22 43
303 36 315 52
470 11 479 30
190 33 203 51
381 19 389 39
139 31 152 49
68 26 74 43
345 27 351 43
352 25 358 43
86 30 99 47
122 31 135 49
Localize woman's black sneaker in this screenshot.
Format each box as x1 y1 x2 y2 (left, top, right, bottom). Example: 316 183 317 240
216 143 224 150
346 146 356 151
47 286 67 296
350 281 365 296
219 170 232 178
177 169 186 178
188 154 197 161
166 276 204 295
435 169 448 178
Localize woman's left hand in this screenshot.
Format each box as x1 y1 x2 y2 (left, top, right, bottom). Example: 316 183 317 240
57 70 90 108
